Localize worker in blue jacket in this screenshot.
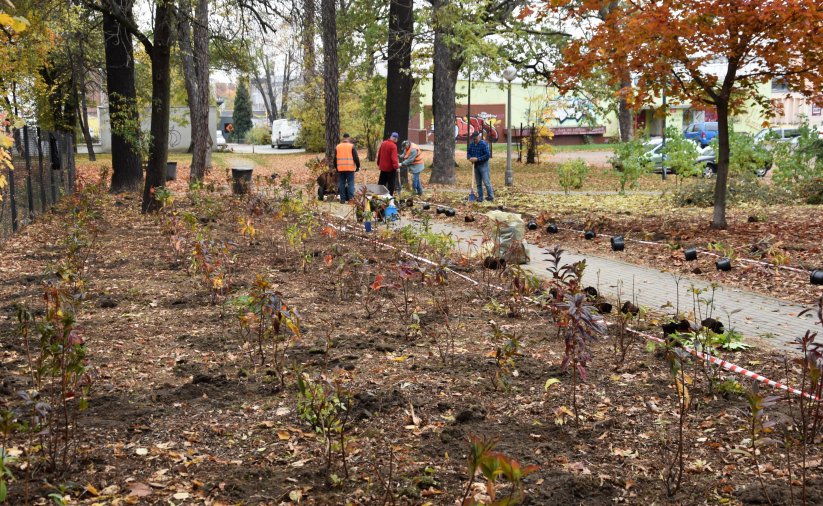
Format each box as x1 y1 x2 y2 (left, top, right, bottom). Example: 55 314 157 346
467 131 493 202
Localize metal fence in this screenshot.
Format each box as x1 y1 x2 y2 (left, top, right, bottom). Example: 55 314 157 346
0 127 76 243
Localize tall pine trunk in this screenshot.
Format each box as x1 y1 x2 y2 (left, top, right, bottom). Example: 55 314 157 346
178 0 212 182
103 0 141 192
142 1 174 212
430 0 461 184
384 0 413 186
321 0 339 165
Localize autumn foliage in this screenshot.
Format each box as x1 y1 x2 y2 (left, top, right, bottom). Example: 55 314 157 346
552 0 823 228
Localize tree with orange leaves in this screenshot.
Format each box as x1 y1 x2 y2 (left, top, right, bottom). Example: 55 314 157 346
553 0 823 229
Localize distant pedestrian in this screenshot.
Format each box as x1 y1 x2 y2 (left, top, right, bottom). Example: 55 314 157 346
467 131 493 202
399 140 425 196
376 132 400 195
333 133 360 203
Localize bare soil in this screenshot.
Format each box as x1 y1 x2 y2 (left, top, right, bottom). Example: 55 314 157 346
1 171 822 505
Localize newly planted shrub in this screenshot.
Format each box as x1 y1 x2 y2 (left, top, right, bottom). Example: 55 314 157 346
610 138 653 193
553 293 607 423
230 275 301 383
558 158 589 194
461 435 538 506
296 371 354 484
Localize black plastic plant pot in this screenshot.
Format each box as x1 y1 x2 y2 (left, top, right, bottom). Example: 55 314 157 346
406 198 414 208
422 203 431 210
445 208 456 217
684 247 698 261
464 215 475 223
436 206 445 214
715 257 732 271
231 167 253 195
546 223 559 234
811 269 823 286
584 230 596 240
527 220 538 231
610 235 625 251
166 161 178 181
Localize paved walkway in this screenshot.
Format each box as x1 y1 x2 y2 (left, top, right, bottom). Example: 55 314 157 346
323 202 819 355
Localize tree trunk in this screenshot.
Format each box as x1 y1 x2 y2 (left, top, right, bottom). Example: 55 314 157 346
383 0 413 140
384 0 413 186
264 55 278 121
142 1 174 212
74 38 96 161
103 0 142 192
302 0 316 80
430 0 461 184
177 0 212 182
711 99 730 229
321 0 339 165
253 72 273 123
617 73 633 142
281 49 292 116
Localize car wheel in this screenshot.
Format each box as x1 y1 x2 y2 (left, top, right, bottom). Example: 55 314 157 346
756 165 770 178
703 164 716 178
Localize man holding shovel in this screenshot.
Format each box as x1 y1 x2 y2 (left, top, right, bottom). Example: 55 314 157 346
467 131 493 202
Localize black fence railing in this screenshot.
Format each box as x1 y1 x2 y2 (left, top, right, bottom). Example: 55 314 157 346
0 127 76 243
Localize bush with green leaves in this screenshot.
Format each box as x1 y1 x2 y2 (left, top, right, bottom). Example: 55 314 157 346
771 121 823 190
557 158 589 193
709 131 772 177
661 126 700 178
610 138 654 193
244 125 272 145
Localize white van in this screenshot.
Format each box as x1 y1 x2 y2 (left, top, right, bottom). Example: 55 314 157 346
271 119 301 149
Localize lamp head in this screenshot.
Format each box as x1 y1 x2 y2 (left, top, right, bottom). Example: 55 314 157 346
503 65 517 82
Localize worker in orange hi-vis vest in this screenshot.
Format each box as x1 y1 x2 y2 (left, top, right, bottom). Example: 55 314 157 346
399 140 425 196
332 133 361 203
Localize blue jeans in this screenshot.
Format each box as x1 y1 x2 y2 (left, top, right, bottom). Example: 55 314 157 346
412 172 423 195
338 171 355 203
474 161 494 201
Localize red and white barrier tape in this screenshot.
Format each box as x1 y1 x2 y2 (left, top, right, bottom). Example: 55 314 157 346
325 212 818 401
624 327 818 401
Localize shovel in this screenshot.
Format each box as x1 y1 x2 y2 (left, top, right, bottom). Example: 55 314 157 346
468 160 477 202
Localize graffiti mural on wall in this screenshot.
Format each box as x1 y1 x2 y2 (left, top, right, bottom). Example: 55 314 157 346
423 105 506 143
548 97 597 125
455 112 501 141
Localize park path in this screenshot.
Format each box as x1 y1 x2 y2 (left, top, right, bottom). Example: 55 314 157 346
322 201 818 355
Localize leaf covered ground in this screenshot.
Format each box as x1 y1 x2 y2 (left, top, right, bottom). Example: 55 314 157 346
1 164 822 505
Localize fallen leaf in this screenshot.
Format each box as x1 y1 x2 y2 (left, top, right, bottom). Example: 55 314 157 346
127 482 153 498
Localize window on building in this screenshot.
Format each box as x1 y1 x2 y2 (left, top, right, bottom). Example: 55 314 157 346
771 78 789 92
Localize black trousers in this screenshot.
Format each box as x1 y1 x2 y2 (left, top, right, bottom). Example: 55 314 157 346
378 169 398 196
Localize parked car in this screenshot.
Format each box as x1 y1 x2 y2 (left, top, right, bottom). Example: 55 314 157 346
271 119 301 149
698 147 771 178
612 138 713 176
753 126 802 147
683 122 719 147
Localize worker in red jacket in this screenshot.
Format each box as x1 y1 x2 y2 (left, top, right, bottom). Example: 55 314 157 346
376 132 400 195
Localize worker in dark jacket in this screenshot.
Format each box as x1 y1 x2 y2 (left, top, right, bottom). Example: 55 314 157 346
467 132 493 202
376 132 400 195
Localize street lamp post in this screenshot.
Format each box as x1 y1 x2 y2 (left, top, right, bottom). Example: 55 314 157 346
503 65 517 187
